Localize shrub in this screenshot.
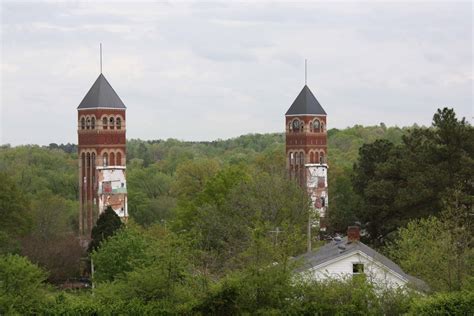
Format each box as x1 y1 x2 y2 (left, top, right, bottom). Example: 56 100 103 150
0 254 51 314
409 291 474 315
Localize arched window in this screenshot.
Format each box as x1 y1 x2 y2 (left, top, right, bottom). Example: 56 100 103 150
315 152 319 164
86 152 91 168
291 119 300 133
109 117 115 130
102 117 108 129
110 152 115 166
81 152 86 179
103 153 108 166
289 152 293 166
81 117 85 130
116 152 122 166
116 117 122 130
86 117 91 129
91 117 96 129
320 152 325 164
310 152 314 163
300 122 304 132
313 119 320 133
294 152 298 166
300 152 304 165
92 153 96 183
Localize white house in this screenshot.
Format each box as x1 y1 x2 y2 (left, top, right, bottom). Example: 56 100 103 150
296 226 427 291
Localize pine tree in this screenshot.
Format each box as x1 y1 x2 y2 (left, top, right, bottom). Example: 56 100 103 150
88 206 123 252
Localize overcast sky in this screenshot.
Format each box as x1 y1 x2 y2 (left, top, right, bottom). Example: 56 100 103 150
1 1 472 145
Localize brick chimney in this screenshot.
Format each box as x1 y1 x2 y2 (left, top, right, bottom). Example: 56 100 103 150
347 226 360 242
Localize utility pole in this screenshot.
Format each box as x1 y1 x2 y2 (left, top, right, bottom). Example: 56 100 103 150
307 211 312 252
269 227 283 245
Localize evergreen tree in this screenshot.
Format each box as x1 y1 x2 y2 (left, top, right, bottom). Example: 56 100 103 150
88 206 123 252
352 108 473 246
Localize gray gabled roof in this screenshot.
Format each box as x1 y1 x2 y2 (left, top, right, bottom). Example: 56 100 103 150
77 73 126 109
295 237 428 291
285 85 326 116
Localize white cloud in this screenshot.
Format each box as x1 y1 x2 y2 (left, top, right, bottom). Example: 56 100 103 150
0 0 472 145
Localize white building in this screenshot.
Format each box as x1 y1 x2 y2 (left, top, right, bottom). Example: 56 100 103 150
296 226 427 291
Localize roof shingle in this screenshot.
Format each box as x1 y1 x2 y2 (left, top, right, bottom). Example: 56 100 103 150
286 85 326 116
77 74 126 109
295 237 428 291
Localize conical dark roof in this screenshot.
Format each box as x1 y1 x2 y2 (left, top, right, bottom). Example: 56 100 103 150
77 74 126 109
285 85 326 115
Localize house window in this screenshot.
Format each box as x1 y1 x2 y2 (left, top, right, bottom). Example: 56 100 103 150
353 263 364 274
103 117 108 129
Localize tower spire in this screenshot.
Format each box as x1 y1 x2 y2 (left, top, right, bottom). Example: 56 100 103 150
100 43 103 74
305 59 307 85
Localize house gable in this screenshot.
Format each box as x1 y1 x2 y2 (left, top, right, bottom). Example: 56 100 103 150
303 250 409 288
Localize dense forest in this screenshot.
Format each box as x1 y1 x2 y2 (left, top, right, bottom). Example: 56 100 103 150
0 108 472 314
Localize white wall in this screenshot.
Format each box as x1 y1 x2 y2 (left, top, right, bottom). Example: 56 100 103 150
307 251 408 289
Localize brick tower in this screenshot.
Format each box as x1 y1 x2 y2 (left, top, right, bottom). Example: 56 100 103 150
285 85 328 231
77 73 128 238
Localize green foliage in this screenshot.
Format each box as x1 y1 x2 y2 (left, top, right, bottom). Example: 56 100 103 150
409 291 474 315
290 277 417 315
327 166 361 233
387 203 474 292
88 206 123 252
0 254 51 314
127 163 177 226
92 225 151 283
194 229 296 314
3 116 470 313
173 165 309 273
353 108 473 245
0 172 32 254
92 226 205 313
0 146 78 200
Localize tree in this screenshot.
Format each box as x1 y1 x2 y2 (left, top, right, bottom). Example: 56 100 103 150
91 225 151 283
127 162 177 226
88 206 123 252
328 166 361 233
174 165 308 274
194 225 297 314
128 165 173 200
352 108 473 246
21 233 83 284
0 172 31 254
130 195 176 227
409 291 474 315
387 204 474 292
0 254 51 314
93 227 203 314
171 159 220 201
